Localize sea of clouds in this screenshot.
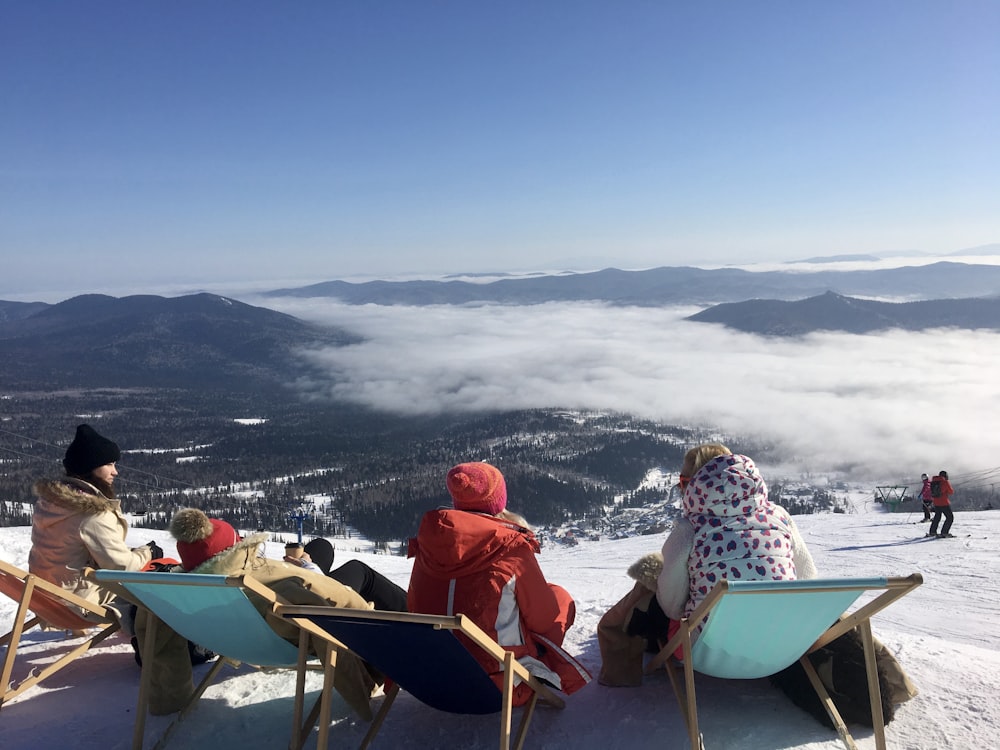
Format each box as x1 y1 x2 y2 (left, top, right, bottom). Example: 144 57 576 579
253 296 999 482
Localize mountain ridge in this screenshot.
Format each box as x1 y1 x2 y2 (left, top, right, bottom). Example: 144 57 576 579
687 291 1000 335
263 261 1000 306
0 292 358 390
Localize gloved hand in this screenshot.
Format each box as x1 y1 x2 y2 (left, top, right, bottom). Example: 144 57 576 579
147 541 164 560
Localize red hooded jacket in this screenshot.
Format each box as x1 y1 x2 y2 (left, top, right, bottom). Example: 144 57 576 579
407 508 590 703
931 475 954 507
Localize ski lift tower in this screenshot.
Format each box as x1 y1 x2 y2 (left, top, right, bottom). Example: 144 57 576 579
288 508 309 543
874 485 909 512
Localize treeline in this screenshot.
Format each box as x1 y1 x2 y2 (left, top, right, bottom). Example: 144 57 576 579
770 485 845 515
2 385 906 546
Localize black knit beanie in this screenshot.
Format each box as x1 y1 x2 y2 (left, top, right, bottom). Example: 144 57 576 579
63 424 121 476
303 538 335 575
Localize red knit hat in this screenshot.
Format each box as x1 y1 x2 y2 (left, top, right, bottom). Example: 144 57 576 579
446 462 507 515
169 507 241 571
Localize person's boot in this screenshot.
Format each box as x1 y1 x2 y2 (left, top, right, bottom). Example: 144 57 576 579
131 635 143 667
188 641 216 665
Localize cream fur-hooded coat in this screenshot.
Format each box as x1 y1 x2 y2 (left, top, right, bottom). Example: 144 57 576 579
29 477 152 620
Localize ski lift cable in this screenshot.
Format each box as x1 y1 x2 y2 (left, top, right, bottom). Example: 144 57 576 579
2 429 327 531
0 444 63 464
892 466 1000 494
0 428 200 491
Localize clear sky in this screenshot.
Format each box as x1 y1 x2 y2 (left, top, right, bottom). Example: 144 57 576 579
2 1 999 297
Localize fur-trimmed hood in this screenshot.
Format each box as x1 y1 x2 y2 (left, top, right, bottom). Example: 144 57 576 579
497 509 532 530
32 477 114 515
186 532 270 575
628 552 664 593
28 476 149 615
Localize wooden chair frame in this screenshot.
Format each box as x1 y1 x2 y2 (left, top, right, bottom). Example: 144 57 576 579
277 605 566 750
89 569 348 750
1 558 120 709
644 573 924 750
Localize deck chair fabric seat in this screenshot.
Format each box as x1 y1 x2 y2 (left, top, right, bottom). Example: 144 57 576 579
277 606 566 750
280 609 506 715
1 558 120 708
89 569 346 750
644 573 923 750
685 576 891 680
100 570 301 665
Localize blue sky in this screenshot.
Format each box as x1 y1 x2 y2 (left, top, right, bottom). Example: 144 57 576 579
2 1 999 297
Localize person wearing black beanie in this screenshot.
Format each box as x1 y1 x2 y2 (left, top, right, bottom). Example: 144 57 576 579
63 423 122 480
300 537 408 613
28 424 156 625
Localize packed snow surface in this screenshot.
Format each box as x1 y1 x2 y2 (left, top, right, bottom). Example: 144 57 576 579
1 502 997 749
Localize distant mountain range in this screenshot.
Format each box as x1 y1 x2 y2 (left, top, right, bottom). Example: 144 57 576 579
0 293 357 390
788 253 882 263
3 262 1000 391
265 261 1000 306
687 291 1000 335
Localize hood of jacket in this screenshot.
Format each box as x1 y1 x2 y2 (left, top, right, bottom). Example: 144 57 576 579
628 552 664 593
186 532 271 576
33 477 115 516
682 453 772 522
410 508 540 579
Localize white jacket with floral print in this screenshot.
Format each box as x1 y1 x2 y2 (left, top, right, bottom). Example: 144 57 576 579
657 454 817 624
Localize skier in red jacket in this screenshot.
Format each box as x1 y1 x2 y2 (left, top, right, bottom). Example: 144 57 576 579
407 461 591 705
928 470 956 538
919 473 933 521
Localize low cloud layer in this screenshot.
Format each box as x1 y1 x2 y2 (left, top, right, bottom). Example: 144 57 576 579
260 297 999 482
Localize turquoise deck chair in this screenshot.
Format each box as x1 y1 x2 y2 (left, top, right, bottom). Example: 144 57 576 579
644 574 923 750
276 606 566 750
89 569 344 750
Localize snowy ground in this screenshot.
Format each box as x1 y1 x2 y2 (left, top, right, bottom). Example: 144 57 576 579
1 502 998 750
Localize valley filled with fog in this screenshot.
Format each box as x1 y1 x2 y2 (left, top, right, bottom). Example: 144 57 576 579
256 296 999 482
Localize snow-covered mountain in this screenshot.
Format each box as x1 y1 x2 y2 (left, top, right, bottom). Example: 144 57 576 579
1 498 997 749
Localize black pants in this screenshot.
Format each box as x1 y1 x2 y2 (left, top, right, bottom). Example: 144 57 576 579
929 505 954 536
921 502 932 521
328 560 408 612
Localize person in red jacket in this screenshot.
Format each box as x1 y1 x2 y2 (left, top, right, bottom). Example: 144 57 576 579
919 473 933 521
928 470 956 538
407 461 591 705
